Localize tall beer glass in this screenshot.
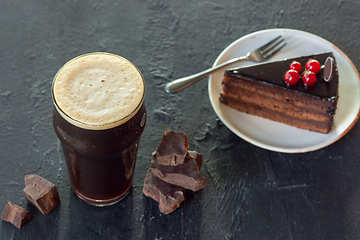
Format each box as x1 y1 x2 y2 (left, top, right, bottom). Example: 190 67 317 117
52 53 146 206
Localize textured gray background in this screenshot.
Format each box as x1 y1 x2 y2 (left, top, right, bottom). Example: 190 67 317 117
1 0 360 239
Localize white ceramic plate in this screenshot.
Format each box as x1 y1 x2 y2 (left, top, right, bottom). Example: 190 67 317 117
208 28 360 153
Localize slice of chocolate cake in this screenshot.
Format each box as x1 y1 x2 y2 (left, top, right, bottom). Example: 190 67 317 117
219 52 339 134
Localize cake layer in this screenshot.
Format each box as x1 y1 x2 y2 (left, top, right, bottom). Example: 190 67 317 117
221 76 334 122
219 52 339 134
225 52 339 101
222 98 332 133
222 91 329 122
222 75 335 113
220 84 332 133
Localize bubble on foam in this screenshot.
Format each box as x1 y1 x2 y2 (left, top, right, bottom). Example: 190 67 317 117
53 53 144 128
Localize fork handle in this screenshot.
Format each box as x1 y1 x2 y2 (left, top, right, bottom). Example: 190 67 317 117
165 55 248 93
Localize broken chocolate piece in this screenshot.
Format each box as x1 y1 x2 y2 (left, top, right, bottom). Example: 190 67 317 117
188 150 203 170
1 201 32 229
143 169 185 214
156 130 189 166
23 174 60 215
151 151 206 192
143 130 206 214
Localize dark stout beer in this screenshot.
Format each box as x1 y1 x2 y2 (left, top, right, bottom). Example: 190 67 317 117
52 53 146 206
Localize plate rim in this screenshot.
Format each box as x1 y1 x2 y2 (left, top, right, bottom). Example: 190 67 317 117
208 28 360 153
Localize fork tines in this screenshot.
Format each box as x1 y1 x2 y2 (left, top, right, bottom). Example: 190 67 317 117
260 36 286 59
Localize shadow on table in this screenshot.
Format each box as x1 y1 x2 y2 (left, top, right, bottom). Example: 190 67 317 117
58 188 134 239
192 119 360 239
143 189 202 240
0 202 60 239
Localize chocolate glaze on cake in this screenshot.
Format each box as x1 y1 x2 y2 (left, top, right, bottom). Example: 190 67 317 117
219 52 339 133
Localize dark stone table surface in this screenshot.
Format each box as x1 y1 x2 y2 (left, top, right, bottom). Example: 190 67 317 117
1 0 360 239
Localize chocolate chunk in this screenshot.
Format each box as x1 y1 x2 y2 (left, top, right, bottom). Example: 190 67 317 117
1 201 32 229
143 169 185 214
143 130 206 214
188 150 202 170
23 174 60 215
155 130 189 166
151 151 206 191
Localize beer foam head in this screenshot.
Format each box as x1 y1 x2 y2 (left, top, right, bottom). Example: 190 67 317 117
52 53 145 130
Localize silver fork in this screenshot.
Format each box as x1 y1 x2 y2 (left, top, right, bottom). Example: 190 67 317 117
165 35 286 93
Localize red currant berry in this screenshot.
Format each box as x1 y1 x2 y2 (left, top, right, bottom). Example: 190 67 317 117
284 69 300 85
289 61 302 73
305 59 321 74
302 71 317 86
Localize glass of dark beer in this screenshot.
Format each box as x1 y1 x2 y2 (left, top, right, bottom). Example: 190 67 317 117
51 52 146 206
